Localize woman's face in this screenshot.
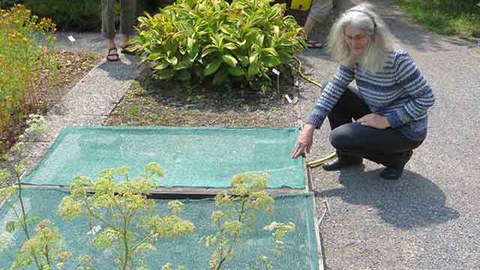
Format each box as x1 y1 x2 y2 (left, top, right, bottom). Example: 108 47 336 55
344 25 369 56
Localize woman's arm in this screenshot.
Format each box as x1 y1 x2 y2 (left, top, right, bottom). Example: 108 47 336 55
384 51 435 128
305 65 355 128
291 65 354 158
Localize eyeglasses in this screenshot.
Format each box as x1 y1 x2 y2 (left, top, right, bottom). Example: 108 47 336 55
344 34 369 42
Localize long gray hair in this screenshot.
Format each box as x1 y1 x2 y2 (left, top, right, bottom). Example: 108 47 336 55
327 3 393 73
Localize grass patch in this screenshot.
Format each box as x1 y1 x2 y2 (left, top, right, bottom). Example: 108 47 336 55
394 0 480 39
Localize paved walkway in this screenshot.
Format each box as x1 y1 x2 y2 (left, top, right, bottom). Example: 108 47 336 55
298 1 480 269
24 1 480 269
26 33 140 171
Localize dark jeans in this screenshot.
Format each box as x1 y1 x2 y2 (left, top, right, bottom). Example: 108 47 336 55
328 87 423 169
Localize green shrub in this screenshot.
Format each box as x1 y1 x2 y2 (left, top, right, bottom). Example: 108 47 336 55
132 0 305 93
394 0 480 39
22 0 170 31
24 0 101 31
0 0 21 8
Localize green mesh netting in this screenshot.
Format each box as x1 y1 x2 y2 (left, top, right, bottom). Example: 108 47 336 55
0 189 319 269
23 127 305 188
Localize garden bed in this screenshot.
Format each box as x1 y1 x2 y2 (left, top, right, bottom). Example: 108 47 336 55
0 50 100 153
105 69 301 128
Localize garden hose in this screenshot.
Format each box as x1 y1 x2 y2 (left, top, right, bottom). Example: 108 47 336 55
292 56 337 168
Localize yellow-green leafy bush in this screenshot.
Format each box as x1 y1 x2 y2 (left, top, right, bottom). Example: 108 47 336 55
0 4 57 148
132 0 305 93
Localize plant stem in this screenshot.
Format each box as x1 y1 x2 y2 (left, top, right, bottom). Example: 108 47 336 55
43 243 51 267
122 215 129 270
215 198 247 270
7 160 42 269
130 233 155 254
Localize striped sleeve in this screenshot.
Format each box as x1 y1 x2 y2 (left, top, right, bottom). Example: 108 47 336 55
384 52 435 128
306 65 354 128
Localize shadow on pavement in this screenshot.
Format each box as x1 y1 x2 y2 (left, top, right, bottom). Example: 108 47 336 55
315 168 459 229
97 54 140 81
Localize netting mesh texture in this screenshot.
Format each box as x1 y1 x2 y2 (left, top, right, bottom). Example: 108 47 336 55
0 189 319 269
24 127 305 188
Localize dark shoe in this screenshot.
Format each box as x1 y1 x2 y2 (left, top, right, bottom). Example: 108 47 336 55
380 167 403 180
106 47 119 62
322 157 362 171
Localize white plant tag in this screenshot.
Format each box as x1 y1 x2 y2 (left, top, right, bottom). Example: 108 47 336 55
272 68 280 76
67 35 76 42
284 94 292 103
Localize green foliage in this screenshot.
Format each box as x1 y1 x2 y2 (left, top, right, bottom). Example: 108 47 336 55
394 0 480 39
21 0 167 31
23 0 101 31
0 115 69 270
11 220 71 270
132 0 305 93
0 0 21 8
260 221 295 269
57 163 195 270
200 173 294 270
0 5 57 152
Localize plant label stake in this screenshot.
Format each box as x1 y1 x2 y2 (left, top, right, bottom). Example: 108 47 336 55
284 94 293 103
67 35 76 46
272 68 280 95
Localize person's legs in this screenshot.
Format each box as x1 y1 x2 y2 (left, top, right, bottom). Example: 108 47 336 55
329 123 423 178
120 0 136 48
102 0 118 61
322 86 370 170
304 0 333 48
327 87 371 130
304 16 317 38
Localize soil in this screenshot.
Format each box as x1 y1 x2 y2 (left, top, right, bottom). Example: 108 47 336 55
105 69 302 128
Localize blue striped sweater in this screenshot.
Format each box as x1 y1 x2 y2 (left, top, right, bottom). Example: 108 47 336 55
306 49 435 141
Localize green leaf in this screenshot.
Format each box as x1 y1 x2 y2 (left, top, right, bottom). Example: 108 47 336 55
260 55 282 68
247 64 260 77
166 56 178 65
249 52 259 64
187 37 194 50
262 48 278 56
6 221 16 233
213 68 229 85
256 34 265 47
173 60 191 70
223 42 237 50
204 58 223 76
155 68 175 80
221 55 238 67
228 66 246 76
201 44 218 58
219 25 233 35
272 25 280 35
153 61 170 70
238 56 249 66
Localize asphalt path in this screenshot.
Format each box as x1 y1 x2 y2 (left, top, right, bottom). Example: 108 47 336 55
297 1 480 269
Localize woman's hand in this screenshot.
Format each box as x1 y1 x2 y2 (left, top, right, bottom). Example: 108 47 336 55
291 124 316 159
356 113 391 129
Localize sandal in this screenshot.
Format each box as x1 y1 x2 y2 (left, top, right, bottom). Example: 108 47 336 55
106 47 119 62
306 40 324 49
